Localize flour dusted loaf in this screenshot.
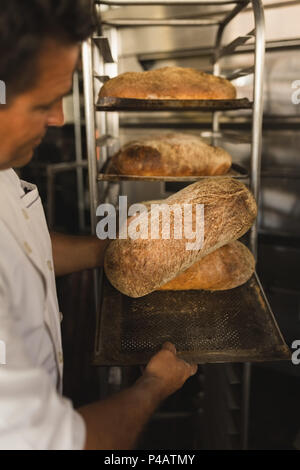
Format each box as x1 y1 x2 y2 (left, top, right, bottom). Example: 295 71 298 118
158 241 255 291
104 178 257 298
108 133 232 177
99 66 236 100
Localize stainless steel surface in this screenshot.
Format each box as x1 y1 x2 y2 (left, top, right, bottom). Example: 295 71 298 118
82 39 101 312
102 18 222 27
98 162 248 181
82 40 99 234
104 27 120 161
225 65 254 80
110 2 300 63
94 74 111 82
93 37 115 63
213 0 250 63
93 38 109 172
250 0 265 260
216 29 254 60
137 38 300 66
212 1 251 143
201 130 252 143
96 134 119 147
97 0 247 4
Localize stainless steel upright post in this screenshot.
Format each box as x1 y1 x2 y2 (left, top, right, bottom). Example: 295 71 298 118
82 39 98 234
211 0 265 451
73 71 86 233
82 39 100 311
212 1 250 145
242 0 265 452
250 0 265 260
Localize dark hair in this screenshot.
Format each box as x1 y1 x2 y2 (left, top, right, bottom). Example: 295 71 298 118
0 0 95 100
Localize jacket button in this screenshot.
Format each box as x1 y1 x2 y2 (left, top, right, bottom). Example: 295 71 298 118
22 209 29 220
58 351 63 364
47 260 53 271
23 242 32 255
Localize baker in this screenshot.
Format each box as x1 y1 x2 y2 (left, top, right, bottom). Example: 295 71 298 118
0 0 197 450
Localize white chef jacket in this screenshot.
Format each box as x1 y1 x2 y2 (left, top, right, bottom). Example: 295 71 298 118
0 169 86 450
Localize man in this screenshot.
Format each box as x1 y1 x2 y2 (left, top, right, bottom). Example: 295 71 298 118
0 0 197 450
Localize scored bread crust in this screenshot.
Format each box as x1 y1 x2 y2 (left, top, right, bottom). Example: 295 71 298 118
99 66 236 100
109 133 232 177
158 241 255 291
104 178 257 298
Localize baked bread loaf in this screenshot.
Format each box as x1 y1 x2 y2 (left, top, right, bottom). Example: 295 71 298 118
99 66 236 100
104 178 257 298
108 133 232 177
158 241 255 291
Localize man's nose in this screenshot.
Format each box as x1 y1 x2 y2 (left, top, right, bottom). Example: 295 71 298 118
47 101 65 127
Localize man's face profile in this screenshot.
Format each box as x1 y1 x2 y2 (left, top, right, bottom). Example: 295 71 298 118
0 39 79 170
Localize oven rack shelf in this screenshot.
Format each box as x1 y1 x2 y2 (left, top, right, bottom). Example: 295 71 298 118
96 97 252 112
95 0 248 6
93 272 290 366
98 161 248 181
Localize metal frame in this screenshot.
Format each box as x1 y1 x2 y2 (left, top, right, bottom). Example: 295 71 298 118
212 0 265 450
82 0 266 451
73 71 86 233
101 18 222 26
96 0 248 5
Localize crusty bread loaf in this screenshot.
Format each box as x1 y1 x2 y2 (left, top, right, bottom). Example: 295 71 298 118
99 66 236 100
108 133 232 177
104 178 257 298
158 241 255 291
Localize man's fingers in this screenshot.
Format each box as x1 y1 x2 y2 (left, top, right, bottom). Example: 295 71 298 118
161 343 197 376
189 363 198 376
181 359 198 376
162 342 176 355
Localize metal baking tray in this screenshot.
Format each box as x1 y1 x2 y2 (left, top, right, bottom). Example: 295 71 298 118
93 272 290 366
96 97 252 112
98 162 248 182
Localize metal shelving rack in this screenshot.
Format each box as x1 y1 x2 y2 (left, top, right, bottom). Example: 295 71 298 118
81 0 279 450
84 0 265 257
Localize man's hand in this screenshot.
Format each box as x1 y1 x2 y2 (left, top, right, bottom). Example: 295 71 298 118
78 342 197 450
141 342 198 400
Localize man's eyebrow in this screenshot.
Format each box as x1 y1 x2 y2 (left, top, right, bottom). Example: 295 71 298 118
56 85 73 101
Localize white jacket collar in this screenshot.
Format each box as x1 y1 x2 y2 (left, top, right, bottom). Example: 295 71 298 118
0 169 47 290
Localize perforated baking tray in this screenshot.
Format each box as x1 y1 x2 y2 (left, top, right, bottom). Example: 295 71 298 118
96 97 252 112
93 272 290 366
98 162 248 182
